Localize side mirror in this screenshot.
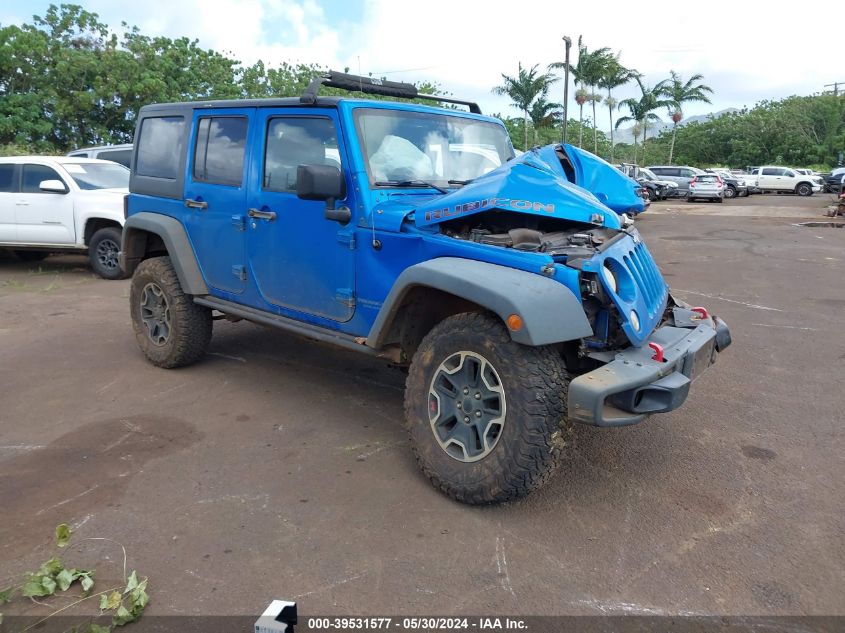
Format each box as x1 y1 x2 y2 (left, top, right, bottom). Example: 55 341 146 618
39 179 68 194
296 165 350 224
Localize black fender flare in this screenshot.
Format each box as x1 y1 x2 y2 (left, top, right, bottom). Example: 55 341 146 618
367 257 592 348
119 212 208 295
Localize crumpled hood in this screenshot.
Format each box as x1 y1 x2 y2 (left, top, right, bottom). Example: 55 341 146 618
534 144 646 215
413 148 622 228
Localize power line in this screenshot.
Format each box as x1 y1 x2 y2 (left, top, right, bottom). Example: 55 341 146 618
823 81 845 96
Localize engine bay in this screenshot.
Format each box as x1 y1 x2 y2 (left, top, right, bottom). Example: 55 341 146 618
438 210 620 259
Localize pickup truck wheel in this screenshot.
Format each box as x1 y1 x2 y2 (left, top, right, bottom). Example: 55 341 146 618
89 227 125 279
405 312 572 504
130 256 212 368
796 183 812 197
14 251 49 262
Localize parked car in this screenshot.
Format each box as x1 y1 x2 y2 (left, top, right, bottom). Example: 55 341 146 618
823 167 845 193
687 173 725 202
637 168 680 200
705 169 748 198
67 144 133 169
755 166 820 196
646 165 706 194
0 157 128 278
119 70 730 504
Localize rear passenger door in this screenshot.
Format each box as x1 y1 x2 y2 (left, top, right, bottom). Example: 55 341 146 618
183 109 252 295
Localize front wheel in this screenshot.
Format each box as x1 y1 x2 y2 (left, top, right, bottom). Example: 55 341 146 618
796 183 812 197
405 313 572 504
89 227 124 279
130 256 213 368
724 185 737 199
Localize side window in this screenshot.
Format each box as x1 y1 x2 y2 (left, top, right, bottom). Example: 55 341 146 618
680 168 695 178
650 167 666 175
263 117 340 192
192 117 248 186
136 116 185 179
762 167 782 176
21 164 66 193
783 170 795 178
97 149 132 168
0 164 16 192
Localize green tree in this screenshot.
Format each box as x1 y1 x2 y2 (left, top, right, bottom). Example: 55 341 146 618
657 71 713 164
492 62 558 151
616 77 671 165
598 56 638 163
550 36 590 148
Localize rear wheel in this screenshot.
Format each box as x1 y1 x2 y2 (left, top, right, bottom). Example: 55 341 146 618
405 312 572 505
796 183 812 197
130 256 213 368
14 251 49 262
89 227 124 279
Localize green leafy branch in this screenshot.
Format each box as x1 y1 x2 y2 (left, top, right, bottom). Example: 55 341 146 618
0 523 149 631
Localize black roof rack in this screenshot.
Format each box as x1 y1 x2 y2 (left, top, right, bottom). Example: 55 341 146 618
301 70 481 114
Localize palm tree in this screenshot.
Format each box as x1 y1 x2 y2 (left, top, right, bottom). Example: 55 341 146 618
492 63 558 151
599 57 638 162
616 76 671 166
657 71 713 164
579 47 614 155
529 94 562 145
550 36 589 147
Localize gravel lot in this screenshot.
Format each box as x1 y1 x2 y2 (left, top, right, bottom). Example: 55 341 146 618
1 192 843 618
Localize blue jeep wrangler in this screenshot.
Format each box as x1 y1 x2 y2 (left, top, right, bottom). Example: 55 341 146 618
121 72 731 504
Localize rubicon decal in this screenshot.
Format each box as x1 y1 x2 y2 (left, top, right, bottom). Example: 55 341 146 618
424 198 556 222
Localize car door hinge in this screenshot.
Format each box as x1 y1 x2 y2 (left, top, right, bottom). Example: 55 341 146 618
337 232 356 250
231 215 246 231
335 288 356 308
232 265 247 281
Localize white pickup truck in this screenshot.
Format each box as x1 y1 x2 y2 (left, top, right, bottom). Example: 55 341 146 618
0 157 128 278
747 166 821 196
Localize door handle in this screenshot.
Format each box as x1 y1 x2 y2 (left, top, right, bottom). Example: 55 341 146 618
184 198 208 209
15 201 29 206
248 208 276 221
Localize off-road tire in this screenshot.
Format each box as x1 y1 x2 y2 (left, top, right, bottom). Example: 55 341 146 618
89 227 124 279
130 256 212 368
14 251 49 262
405 312 572 505
796 183 812 197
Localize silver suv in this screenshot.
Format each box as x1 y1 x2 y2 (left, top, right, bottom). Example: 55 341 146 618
647 165 705 194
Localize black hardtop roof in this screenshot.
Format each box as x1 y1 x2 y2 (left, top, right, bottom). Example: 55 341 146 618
139 96 344 112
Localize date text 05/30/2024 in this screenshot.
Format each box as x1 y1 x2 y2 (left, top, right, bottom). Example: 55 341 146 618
305 617 527 630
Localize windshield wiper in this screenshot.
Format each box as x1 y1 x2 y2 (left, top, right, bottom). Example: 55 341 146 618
374 180 448 194
447 179 473 186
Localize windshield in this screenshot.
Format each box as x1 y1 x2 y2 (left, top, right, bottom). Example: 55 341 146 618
354 108 514 188
640 169 656 180
63 162 130 190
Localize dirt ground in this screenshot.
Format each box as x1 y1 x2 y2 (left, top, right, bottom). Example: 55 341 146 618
1 192 843 618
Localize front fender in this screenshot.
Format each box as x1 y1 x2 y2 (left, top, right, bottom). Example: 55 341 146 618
367 257 592 348
120 212 208 295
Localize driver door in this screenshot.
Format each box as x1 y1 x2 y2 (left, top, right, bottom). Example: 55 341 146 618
245 110 356 322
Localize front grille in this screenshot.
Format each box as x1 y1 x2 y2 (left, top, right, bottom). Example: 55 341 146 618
623 242 666 319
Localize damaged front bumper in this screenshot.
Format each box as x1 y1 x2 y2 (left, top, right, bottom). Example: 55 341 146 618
569 299 732 427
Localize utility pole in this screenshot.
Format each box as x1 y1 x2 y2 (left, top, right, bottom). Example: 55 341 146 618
561 36 572 145
824 81 845 96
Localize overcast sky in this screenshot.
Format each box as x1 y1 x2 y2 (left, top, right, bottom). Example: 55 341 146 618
2 0 841 130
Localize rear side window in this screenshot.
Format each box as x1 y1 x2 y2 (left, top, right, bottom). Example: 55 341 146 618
263 117 340 192
136 116 185 179
192 117 248 186
761 167 783 176
97 149 132 168
0 164 15 192
22 164 66 193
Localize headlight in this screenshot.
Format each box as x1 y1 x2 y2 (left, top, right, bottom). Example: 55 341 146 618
601 264 618 294
630 310 641 331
